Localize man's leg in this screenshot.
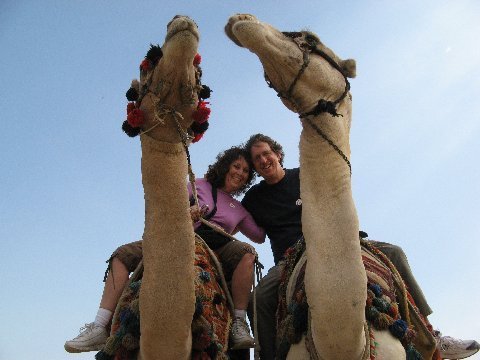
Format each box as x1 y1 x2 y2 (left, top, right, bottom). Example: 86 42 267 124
248 262 284 360
370 240 480 359
369 240 432 316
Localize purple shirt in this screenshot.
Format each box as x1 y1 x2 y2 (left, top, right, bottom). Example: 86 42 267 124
188 178 265 244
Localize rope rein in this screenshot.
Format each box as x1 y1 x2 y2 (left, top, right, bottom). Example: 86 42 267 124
303 117 352 176
264 31 352 175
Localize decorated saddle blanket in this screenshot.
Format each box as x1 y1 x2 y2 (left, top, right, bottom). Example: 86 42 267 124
276 238 436 360
95 235 232 360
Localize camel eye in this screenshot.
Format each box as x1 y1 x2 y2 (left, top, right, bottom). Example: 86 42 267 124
282 31 303 39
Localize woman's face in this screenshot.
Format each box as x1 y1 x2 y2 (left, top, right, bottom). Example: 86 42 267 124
222 156 250 194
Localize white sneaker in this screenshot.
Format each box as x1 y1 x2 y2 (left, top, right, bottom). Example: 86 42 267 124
230 317 255 350
64 322 108 353
435 330 480 359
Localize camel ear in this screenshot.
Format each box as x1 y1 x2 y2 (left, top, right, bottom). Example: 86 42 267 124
341 59 356 78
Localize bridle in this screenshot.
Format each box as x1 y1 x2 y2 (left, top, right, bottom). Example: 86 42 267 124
264 31 352 175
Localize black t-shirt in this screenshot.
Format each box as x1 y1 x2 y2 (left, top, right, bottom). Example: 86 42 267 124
242 168 303 264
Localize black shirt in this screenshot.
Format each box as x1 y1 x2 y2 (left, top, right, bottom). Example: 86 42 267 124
242 168 303 264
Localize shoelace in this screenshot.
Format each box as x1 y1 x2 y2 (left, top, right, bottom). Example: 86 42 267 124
79 323 95 334
232 319 248 336
439 336 468 351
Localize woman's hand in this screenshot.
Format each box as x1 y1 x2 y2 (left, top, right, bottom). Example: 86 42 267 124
189 204 209 222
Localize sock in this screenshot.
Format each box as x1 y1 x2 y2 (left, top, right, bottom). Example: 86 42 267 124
234 309 246 320
94 308 113 328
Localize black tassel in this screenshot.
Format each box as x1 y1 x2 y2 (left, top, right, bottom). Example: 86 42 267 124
125 87 138 101
191 121 209 134
145 44 163 64
122 120 140 137
198 85 212 99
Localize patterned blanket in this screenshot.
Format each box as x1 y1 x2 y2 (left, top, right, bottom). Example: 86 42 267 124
95 236 232 360
276 238 430 360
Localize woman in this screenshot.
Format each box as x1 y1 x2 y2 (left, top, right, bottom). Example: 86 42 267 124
65 146 265 353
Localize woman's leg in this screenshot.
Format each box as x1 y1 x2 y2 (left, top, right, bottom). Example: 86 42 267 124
65 240 143 353
100 240 144 312
231 252 256 310
99 257 130 311
214 241 257 349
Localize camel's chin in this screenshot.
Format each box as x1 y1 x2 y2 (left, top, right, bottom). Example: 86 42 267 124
166 17 199 43
225 14 262 48
231 23 265 50
166 29 199 47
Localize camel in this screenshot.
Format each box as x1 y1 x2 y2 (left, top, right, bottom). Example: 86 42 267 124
137 15 199 359
126 15 208 359
100 15 237 360
225 14 423 359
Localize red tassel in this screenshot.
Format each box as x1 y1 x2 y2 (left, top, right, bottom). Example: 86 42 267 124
127 102 136 114
193 53 201 66
140 59 151 71
127 108 145 128
192 101 211 124
192 132 204 143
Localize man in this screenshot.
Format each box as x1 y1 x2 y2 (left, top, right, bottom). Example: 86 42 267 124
241 133 479 360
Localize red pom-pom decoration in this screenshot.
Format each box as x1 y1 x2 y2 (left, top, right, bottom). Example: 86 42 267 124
192 101 211 124
140 59 151 72
193 53 201 66
127 108 145 128
192 132 204 143
127 102 136 114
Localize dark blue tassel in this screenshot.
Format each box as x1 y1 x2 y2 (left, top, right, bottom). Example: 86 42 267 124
389 319 408 339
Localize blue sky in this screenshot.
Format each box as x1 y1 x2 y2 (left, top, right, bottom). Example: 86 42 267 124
1 1 479 359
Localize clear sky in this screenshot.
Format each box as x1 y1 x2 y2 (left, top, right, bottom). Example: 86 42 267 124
1 1 479 359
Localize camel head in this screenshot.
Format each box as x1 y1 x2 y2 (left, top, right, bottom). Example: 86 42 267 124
225 14 355 117
123 15 212 144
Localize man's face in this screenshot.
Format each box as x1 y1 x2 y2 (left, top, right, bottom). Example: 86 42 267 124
250 141 284 184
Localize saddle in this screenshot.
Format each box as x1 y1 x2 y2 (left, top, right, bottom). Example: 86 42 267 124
96 235 233 360
276 238 438 360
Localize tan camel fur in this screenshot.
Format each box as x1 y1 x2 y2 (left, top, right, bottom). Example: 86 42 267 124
225 14 405 359
135 15 201 359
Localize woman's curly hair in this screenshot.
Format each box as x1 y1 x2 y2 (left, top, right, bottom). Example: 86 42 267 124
205 146 256 196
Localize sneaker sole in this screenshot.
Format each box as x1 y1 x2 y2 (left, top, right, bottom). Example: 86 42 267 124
442 349 479 360
64 343 104 353
230 340 255 350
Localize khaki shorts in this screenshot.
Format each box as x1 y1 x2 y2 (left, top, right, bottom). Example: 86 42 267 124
104 237 256 284
103 240 143 282
213 239 256 282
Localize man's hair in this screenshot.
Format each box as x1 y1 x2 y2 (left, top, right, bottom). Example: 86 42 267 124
243 133 284 167
205 146 256 196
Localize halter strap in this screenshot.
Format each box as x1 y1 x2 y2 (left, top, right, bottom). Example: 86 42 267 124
264 31 352 175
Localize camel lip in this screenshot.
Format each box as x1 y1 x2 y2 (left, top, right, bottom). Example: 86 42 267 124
225 14 261 48
165 27 200 44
